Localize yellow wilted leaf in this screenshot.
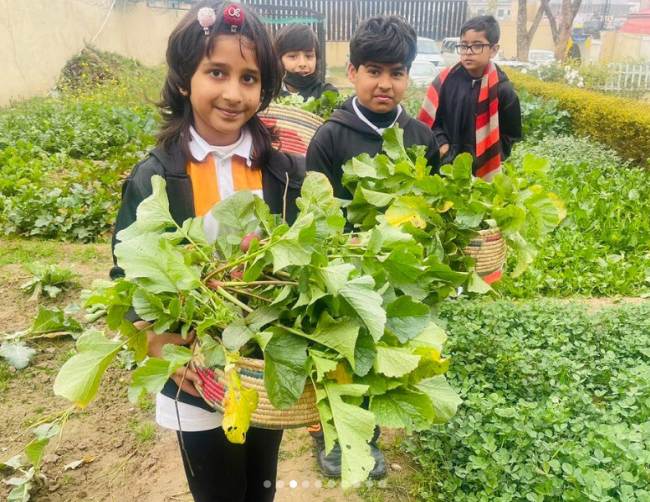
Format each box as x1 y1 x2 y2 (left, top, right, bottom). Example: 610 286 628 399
222 368 258 444
326 362 353 384
409 347 450 383
385 207 426 229
437 200 454 213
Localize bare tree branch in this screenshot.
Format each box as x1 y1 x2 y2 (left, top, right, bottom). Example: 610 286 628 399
527 0 548 39
543 1 559 42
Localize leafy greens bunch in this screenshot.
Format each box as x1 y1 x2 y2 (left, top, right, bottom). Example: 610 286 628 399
52 168 463 488
275 90 348 120
342 128 566 278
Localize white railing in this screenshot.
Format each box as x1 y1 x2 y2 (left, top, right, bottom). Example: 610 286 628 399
601 63 650 92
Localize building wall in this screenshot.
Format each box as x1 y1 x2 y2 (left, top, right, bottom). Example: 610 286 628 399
599 31 650 61
0 0 183 106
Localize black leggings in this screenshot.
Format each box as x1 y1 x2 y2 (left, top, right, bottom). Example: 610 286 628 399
176 427 284 502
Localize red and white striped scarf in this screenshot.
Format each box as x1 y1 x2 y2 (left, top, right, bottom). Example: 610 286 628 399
418 62 502 181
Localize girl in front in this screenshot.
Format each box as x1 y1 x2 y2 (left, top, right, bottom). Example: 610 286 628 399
110 3 303 501
274 24 338 100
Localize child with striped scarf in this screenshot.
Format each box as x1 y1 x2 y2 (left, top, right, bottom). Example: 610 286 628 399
418 15 522 180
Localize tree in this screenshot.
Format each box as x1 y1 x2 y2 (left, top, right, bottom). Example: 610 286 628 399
543 0 584 61
516 0 550 62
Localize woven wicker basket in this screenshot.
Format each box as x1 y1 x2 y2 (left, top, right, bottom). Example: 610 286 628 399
463 228 507 284
193 357 320 430
259 104 324 156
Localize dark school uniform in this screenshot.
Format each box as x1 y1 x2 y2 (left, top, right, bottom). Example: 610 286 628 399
432 64 522 165
306 96 439 201
110 133 305 502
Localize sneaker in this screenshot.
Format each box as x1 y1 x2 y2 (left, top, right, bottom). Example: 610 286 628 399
314 439 387 479
369 442 387 479
317 442 342 478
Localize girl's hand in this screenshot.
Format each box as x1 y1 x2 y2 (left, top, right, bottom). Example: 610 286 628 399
439 143 450 157
134 321 203 398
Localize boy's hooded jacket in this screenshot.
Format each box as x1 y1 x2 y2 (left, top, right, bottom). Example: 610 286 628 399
306 97 439 200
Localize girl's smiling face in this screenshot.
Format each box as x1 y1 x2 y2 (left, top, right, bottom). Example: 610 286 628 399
281 49 317 76
189 35 261 146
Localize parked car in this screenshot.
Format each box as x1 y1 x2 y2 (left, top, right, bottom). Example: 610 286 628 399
409 60 440 87
494 52 530 70
528 49 555 67
440 37 460 66
415 37 443 66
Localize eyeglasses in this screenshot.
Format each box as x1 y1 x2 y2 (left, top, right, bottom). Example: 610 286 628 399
455 43 493 55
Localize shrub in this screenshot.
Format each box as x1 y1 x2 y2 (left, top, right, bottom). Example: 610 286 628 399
507 70 650 166
518 90 571 140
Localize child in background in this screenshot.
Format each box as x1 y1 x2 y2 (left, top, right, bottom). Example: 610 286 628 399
274 24 338 100
110 3 303 501
418 15 521 180
307 16 439 202
305 15 439 479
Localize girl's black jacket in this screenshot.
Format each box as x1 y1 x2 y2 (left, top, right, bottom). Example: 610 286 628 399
109 141 305 411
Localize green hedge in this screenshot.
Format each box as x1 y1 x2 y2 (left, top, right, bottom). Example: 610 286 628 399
507 71 650 166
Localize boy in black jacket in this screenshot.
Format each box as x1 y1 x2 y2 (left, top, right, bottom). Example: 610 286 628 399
306 15 439 202
418 15 521 180
305 15 439 480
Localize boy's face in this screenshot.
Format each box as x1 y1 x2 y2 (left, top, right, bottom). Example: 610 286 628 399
348 62 409 113
459 29 498 76
281 49 317 76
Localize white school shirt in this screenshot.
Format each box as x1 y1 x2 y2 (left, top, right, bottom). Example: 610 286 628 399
155 126 257 432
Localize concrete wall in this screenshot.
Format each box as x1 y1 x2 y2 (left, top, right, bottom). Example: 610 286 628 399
599 31 650 62
0 0 354 106
0 0 182 106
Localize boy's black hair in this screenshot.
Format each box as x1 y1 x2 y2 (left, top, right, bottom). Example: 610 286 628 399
158 1 282 165
460 15 500 45
274 24 320 59
349 16 417 70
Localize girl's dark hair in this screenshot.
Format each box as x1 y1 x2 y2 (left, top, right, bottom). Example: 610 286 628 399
460 15 500 45
274 24 320 60
349 16 417 70
158 1 282 166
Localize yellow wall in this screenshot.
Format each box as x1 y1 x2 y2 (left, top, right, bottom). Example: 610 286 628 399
599 31 650 62
0 1 182 106
325 41 349 68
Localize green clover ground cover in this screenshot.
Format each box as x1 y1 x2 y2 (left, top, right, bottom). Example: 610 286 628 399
407 299 650 501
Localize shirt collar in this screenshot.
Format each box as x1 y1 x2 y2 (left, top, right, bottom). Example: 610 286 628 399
352 97 402 136
189 126 254 166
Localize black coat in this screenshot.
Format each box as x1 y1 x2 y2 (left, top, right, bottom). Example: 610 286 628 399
279 80 339 101
110 142 305 411
432 65 522 165
305 97 440 200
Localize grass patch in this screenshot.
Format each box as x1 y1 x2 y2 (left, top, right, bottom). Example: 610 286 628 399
129 420 157 444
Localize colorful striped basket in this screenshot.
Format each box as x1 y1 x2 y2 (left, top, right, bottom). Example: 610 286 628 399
194 357 320 430
463 228 507 284
259 104 324 156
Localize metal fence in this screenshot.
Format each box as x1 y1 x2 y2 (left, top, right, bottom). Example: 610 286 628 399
601 63 650 93
146 0 468 40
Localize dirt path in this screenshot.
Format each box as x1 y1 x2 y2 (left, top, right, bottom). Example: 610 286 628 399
2 238 646 502
0 239 400 502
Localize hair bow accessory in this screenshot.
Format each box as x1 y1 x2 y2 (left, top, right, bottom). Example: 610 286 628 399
224 3 244 33
197 7 217 35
